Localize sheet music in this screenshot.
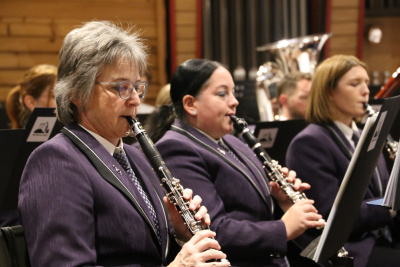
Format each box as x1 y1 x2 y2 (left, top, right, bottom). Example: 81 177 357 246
313 112 378 262
383 140 400 210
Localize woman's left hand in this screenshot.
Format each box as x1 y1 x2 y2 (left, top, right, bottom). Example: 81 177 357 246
269 167 311 212
164 188 210 243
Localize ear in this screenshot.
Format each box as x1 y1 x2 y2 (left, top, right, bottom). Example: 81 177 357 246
23 95 36 112
279 94 288 107
182 95 197 115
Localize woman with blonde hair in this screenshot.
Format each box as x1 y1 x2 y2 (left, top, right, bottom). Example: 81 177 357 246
6 64 57 128
286 55 399 267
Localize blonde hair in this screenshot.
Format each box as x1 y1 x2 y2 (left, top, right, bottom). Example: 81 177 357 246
6 64 57 128
155 84 171 107
306 55 367 124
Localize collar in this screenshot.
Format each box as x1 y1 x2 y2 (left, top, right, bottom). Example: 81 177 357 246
78 124 124 155
333 120 359 148
191 126 222 144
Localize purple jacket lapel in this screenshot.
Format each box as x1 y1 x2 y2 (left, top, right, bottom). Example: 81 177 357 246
172 120 272 210
64 124 166 250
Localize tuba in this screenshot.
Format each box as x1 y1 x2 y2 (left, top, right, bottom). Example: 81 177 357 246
255 33 332 121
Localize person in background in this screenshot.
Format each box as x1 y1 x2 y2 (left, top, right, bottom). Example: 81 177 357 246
150 58 325 266
155 83 171 107
137 68 155 114
0 64 57 228
277 73 312 120
6 64 57 129
18 21 229 267
286 55 400 267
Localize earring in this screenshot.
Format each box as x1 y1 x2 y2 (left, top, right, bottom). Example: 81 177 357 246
192 110 197 115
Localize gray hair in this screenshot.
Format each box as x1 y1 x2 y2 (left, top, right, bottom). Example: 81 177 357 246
55 21 148 124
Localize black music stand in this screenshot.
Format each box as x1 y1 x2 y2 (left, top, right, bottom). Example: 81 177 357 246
0 108 63 211
254 119 308 166
301 96 400 265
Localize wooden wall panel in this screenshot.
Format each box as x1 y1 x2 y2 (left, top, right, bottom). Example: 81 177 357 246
0 0 167 106
362 17 400 82
174 0 198 67
328 2 360 57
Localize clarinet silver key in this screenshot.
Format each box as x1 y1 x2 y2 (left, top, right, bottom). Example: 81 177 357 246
126 116 229 264
230 115 349 258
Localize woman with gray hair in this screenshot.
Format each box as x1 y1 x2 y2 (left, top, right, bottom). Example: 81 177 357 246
18 21 229 267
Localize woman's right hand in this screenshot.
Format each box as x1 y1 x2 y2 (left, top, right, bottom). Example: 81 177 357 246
281 199 325 241
169 230 230 267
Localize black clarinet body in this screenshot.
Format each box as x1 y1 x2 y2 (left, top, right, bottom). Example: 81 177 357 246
126 116 203 234
230 115 307 203
229 115 351 259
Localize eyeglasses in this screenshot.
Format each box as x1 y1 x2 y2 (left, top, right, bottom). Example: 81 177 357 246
96 80 148 99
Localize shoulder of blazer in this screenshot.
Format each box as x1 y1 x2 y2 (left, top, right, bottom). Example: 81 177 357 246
170 124 270 206
61 127 162 248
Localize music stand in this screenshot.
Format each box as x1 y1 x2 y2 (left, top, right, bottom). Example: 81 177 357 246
301 96 400 264
254 119 308 166
0 108 63 211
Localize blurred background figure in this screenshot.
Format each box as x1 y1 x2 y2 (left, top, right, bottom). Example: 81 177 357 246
137 68 155 114
277 73 312 120
6 64 57 129
155 83 171 107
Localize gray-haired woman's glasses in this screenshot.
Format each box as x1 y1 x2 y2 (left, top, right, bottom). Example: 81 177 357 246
96 80 148 99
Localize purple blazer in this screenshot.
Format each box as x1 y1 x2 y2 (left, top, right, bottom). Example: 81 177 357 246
18 123 177 267
156 120 288 266
286 123 393 267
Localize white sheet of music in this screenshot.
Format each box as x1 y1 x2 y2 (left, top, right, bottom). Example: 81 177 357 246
383 146 400 210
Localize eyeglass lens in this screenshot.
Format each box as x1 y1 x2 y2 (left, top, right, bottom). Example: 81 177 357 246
119 81 146 99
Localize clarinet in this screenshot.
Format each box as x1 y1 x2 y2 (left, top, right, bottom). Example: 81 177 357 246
229 115 349 258
363 103 398 160
125 116 228 263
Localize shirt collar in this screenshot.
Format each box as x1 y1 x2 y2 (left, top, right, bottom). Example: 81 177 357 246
78 124 124 155
333 120 359 147
194 127 222 144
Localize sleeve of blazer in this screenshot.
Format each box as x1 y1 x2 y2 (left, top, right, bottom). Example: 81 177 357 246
286 131 392 239
18 142 102 267
157 137 287 259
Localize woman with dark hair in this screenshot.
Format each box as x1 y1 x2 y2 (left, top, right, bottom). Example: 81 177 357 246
286 55 400 267
6 64 57 129
152 58 325 266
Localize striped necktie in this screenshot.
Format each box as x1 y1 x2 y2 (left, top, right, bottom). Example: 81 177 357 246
113 150 162 244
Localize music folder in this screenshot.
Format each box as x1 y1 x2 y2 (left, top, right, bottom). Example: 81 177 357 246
0 108 63 211
301 95 400 263
253 119 308 166
367 133 400 210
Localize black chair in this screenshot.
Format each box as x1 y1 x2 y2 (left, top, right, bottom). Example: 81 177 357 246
0 225 30 267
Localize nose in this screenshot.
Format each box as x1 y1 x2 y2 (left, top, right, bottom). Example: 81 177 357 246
126 89 141 106
230 93 239 109
361 82 370 97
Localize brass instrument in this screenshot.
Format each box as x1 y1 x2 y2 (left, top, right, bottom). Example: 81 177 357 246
256 33 332 121
125 117 228 263
229 115 350 259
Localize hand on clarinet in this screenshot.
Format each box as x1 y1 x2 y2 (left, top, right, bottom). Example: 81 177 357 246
164 189 230 266
269 167 310 212
281 199 325 240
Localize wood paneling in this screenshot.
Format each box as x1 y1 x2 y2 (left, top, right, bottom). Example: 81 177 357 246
0 0 167 105
331 0 359 8
362 17 400 80
328 2 360 57
331 8 359 23
173 0 198 74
